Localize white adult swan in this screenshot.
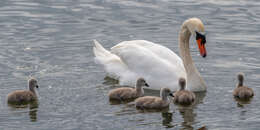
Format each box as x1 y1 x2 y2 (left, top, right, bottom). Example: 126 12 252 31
93 18 207 92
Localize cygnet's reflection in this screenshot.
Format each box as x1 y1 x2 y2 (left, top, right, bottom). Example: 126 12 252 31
177 92 206 130
234 97 253 107
8 101 39 122
161 111 175 128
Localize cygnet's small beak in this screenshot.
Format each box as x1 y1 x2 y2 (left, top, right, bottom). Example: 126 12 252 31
145 83 149 87
169 93 174 97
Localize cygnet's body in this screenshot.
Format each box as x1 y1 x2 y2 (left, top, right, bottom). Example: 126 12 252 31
173 78 195 105
135 88 173 109
7 78 39 104
233 73 254 100
108 78 149 101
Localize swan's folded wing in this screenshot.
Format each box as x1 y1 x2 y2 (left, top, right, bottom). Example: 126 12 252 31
112 40 185 72
110 40 186 89
111 40 186 75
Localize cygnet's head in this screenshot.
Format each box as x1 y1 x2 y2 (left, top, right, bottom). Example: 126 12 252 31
160 88 174 98
28 78 39 90
179 77 186 90
136 78 149 88
237 72 244 87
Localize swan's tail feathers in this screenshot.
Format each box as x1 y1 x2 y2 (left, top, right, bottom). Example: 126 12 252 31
93 40 114 65
93 40 111 58
93 40 127 79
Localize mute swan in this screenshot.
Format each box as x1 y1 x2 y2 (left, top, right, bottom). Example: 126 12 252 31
93 18 207 92
135 88 173 109
7 78 39 104
173 77 195 105
108 78 149 101
233 73 254 100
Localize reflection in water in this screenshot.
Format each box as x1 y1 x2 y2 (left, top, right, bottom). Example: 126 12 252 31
234 97 252 120
113 103 137 116
162 112 175 128
193 92 207 106
8 101 39 122
136 107 170 113
29 102 38 122
103 76 119 86
109 98 136 105
234 97 253 107
177 92 206 130
197 126 207 130
179 107 196 130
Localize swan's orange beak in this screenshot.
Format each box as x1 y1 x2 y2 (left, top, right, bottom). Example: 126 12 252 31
196 38 207 58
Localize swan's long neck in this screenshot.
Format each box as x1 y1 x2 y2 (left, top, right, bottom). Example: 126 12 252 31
179 25 206 91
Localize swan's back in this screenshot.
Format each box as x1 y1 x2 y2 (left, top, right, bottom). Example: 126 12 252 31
111 40 184 69
7 90 37 104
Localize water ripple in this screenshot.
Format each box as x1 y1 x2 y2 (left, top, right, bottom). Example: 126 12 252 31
0 0 260 130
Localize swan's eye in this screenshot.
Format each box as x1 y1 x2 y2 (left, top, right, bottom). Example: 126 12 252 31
195 31 206 45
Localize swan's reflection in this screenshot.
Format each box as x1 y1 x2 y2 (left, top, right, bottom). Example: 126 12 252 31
103 76 119 86
176 92 206 130
8 101 39 122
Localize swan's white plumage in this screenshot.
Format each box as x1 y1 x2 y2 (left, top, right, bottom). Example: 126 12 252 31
94 40 186 91
93 40 128 79
93 18 207 92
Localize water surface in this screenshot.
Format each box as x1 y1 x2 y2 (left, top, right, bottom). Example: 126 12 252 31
0 0 260 129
